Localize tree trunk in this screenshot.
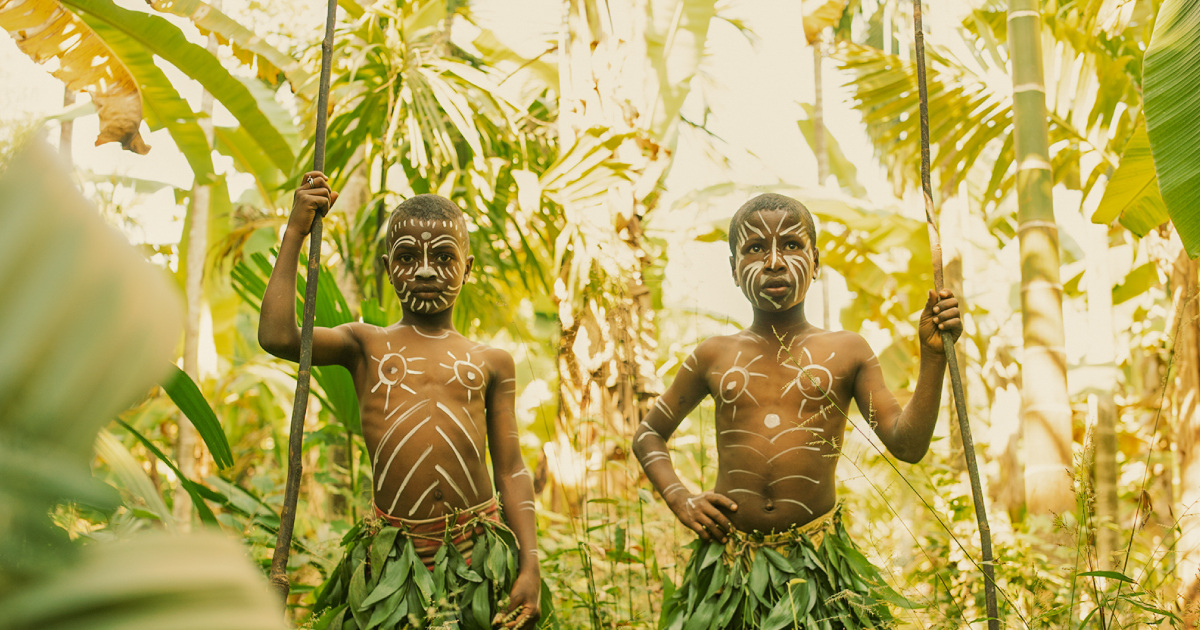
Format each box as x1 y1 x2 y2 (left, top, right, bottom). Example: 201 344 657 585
1080 223 1119 569
59 88 74 167
1009 0 1073 519
1171 250 1200 622
812 37 833 330
175 8 221 527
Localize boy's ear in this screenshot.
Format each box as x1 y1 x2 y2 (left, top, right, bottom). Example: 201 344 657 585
812 249 820 278
729 255 738 286
464 255 475 280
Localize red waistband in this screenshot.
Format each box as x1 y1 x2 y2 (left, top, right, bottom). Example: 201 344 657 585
372 499 501 568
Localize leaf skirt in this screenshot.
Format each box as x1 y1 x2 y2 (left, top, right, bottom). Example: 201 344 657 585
659 506 906 630
312 510 555 630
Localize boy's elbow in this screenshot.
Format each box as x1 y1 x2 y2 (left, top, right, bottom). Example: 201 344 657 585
891 445 928 464
257 327 292 359
631 433 650 460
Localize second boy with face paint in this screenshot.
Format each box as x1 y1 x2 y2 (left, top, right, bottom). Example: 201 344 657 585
633 193 962 628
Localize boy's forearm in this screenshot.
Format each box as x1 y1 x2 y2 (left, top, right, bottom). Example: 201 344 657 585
258 228 306 357
496 473 540 576
890 350 947 463
632 432 688 513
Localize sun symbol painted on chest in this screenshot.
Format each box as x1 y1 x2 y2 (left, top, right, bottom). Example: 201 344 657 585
370 342 426 409
712 351 767 422
781 347 843 419
440 351 486 401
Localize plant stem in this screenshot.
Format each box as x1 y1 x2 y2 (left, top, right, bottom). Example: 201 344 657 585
912 1 999 627
268 0 338 604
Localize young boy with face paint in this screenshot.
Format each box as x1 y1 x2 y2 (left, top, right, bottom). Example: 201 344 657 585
633 193 962 628
259 173 546 629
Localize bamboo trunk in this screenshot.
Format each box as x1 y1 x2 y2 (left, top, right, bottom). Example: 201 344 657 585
1008 0 1074 518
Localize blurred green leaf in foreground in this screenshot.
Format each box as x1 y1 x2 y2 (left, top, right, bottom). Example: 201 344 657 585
0 139 287 630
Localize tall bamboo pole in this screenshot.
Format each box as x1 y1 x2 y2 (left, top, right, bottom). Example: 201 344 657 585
268 0 338 602
1008 0 1074 518
911 1 999 627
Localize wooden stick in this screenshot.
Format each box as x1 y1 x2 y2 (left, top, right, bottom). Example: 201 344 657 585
268 0 338 603
910 2 999 627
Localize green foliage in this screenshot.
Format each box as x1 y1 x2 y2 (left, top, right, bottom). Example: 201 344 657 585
0 139 285 628
160 364 234 469
1091 122 1169 236
1143 0 1200 257
63 0 295 172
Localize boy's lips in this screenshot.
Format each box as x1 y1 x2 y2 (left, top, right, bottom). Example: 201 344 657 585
760 279 792 296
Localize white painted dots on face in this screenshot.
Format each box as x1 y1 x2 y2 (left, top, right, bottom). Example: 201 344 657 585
764 413 780 429
387 216 469 315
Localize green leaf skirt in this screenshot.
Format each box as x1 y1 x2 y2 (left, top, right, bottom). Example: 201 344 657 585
660 505 907 630
312 507 555 630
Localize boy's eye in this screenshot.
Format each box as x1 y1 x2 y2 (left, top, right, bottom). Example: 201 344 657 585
397 255 415 264
785 241 800 250
748 244 763 253
436 253 454 263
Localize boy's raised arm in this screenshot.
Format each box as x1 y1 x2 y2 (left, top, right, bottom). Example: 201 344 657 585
853 289 961 464
484 349 541 629
258 171 359 368
632 343 736 543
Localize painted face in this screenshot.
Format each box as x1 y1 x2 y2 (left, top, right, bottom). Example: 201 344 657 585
730 209 818 312
384 216 473 314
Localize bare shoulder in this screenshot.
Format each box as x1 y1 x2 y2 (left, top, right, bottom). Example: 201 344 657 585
691 334 740 369
331 321 374 358
824 329 876 367
471 342 516 376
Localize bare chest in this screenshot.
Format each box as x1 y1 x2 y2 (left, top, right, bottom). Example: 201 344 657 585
706 341 855 431
355 329 493 441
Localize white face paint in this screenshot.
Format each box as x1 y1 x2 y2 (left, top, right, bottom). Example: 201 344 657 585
385 217 471 315
732 209 817 312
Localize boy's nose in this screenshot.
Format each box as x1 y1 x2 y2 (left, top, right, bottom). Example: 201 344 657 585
766 247 786 270
415 266 437 280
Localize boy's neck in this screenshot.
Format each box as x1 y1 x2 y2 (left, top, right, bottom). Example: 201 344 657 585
399 307 458 333
747 302 814 342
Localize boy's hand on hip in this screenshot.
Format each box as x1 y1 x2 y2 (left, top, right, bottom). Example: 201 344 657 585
498 570 541 629
919 289 962 354
288 171 338 237
672 492 737 543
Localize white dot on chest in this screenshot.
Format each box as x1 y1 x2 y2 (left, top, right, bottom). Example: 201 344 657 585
467 372 476 380
764 413 780 428
421 232 432 239
725 382 735 390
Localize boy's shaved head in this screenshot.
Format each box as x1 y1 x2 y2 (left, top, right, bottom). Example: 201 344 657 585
728 193 817 254
386 194 469 249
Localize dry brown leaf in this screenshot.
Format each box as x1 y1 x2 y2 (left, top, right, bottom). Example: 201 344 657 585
801 0 846 45
0 0 149 153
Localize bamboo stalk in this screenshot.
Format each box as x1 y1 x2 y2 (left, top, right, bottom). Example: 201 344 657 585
268 0 338 603
910 1 999 627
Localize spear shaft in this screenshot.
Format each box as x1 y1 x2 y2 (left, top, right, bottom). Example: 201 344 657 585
910 1 999 627
268 0 338 603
